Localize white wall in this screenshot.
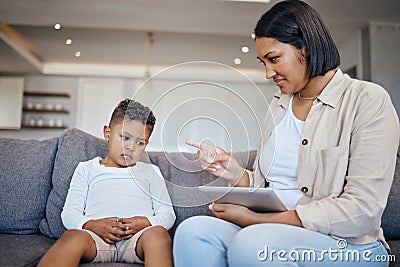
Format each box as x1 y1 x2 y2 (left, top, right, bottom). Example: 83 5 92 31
334 24 400 115
76 65 276 152
368 23 400 114
77 77 135 138
0 77 23 129
338 30 362 79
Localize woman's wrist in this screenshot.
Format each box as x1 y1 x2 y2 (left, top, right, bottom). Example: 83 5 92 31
234 169 250 187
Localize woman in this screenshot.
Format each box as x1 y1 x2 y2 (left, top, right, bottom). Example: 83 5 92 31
173 1 399 266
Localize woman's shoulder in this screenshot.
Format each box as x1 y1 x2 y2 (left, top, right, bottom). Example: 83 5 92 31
343 75 397 122
345 76 389 100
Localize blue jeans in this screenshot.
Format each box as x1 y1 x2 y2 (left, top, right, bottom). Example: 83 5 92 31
173 216 390 267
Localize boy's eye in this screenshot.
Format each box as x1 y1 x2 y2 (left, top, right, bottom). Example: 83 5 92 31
121 136 130 141
136 140 145 146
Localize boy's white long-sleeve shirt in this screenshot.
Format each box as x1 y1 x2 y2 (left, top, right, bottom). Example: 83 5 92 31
61 157 176 230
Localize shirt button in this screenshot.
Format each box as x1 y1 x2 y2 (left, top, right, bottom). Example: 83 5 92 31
301 187 308 193
301 139 308 145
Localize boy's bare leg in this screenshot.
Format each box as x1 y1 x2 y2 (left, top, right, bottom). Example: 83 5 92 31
37 229 97 267
136 226 173 267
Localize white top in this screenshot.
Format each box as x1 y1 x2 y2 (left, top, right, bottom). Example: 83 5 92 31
61 157 176 230
259 96 304 209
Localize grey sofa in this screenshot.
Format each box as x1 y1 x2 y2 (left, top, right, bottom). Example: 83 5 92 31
0 128 399 266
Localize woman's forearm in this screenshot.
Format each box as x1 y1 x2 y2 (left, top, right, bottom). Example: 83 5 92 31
243 210 303 228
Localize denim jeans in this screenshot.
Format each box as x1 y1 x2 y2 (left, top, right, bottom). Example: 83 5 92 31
173 216 390 267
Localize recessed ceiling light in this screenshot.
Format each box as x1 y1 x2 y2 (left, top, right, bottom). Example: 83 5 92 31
251 33 256 39
65 38 72 45
53 23 62 30
234 58 242 65
74 51 81 58
241 46 250 53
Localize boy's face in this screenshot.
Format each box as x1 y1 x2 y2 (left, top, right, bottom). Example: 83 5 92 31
102 119 151 168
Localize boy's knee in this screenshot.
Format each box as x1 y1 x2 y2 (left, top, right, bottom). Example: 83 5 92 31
142 226 171 244
60 229 93 245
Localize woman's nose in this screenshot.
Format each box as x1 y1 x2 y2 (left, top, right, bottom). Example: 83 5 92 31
265 65 276 79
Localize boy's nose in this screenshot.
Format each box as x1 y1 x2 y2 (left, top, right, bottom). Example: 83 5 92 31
124 143 135 151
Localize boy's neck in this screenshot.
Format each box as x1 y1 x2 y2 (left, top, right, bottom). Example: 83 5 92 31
99 156 137 168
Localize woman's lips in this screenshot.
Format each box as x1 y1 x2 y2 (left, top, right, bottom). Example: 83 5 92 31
273 78 285 87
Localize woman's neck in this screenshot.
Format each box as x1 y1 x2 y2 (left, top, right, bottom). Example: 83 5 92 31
298 69 336 99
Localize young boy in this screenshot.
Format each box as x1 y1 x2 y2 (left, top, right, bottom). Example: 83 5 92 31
38 99 176 267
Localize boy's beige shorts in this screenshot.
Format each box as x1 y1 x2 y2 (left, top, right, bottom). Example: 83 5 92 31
83 225 154 263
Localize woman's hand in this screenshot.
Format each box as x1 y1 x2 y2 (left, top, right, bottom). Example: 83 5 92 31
209 203 256 227
83 217 126 244
209 203 303 228
118 216 151 240
186 140 249 186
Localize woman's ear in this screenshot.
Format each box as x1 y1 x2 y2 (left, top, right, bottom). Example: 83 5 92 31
103 125 111 142
300 45 309 63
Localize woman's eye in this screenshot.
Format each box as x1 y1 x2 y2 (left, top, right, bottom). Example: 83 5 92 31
257 59 266 66
269 57 278 63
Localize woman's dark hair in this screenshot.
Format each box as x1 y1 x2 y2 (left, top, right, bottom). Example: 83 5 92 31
254 0 340 78
110 99 156 133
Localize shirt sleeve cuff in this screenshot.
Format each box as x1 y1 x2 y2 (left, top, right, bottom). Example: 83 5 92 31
296 202 330 234
78 217 94 230
246 169 255 187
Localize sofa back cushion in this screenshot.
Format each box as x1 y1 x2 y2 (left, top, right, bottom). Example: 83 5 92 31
38 127 258 239
381 145 400 239
39 128 108 238
0 137 58 234
149 150 257 237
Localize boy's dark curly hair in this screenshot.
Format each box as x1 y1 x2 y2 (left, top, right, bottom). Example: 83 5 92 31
109 99 156 133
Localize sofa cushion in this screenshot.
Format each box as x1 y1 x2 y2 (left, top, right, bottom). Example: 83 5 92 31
148 152 216 237
0 137 58 234
0 234 56 267
149 150 257 237
39 128 108 238
386 240 399 267
382 145 400 240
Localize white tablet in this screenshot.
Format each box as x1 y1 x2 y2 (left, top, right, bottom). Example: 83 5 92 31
198 186 287 212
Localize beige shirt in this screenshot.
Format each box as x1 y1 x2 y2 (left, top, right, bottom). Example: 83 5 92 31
251 69 400 245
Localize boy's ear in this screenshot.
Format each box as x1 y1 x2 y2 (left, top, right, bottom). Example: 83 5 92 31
103 125 111 142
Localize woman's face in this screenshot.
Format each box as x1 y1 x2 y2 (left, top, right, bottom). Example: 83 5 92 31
256 37 309 94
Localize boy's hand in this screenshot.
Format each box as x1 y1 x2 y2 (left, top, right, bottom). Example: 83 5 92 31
119 216 151 240
82 217 126 244
185 140 248 186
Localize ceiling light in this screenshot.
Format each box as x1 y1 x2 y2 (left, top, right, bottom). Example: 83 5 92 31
74 51 81 58
65 38 72 45
241 46 249 53
251 33 256 39
53 23 62 30
234 58 242 65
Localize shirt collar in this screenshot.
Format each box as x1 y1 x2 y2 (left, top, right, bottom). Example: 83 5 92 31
274 90 291 110
317 69 351 108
